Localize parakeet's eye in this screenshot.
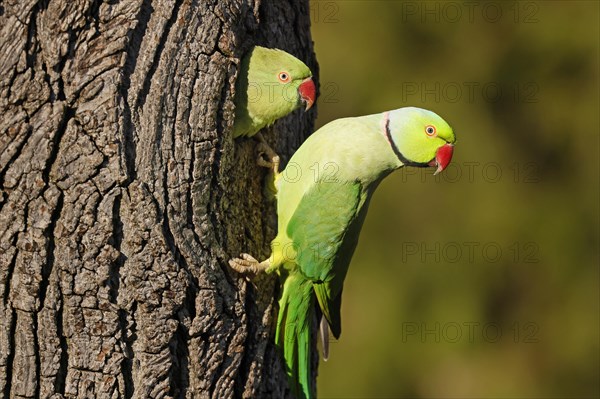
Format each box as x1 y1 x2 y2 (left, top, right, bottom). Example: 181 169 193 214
278 71 291 83
425 125 437 137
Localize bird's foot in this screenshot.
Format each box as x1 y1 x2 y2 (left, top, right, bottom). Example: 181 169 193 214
254 133 280 200
228 253 270 275
255 133 281 175
256 142 281 176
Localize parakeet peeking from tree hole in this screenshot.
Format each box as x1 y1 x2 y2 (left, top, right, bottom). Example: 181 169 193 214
229 107 456 399
233 46 315 170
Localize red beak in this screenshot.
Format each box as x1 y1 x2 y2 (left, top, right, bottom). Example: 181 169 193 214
429 143 454 175
298 77 316 111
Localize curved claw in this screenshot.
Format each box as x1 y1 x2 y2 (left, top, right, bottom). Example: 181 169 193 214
257 153 280 169
228 253 270 275
257 143 280 170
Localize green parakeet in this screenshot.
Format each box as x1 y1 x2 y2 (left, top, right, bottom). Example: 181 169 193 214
230 107 456 399
233 46 316 138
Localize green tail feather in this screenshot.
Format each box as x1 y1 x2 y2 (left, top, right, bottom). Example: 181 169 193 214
276 272 314 399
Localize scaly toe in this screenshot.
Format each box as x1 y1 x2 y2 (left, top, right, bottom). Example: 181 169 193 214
228 253 261 274
228 259 245 273
240 253 258 263
256 155 273 168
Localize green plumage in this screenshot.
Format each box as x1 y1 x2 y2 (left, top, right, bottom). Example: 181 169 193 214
286 180 367 339
230 107 455 398
272 108 454 398
233 46 313 138
275 272 314 399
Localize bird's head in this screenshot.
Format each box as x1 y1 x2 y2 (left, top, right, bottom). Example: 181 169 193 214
246 46 316 116
387 107 456 175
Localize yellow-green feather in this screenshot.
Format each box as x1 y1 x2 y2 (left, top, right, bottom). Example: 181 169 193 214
270 108 456 397
233 46 312 138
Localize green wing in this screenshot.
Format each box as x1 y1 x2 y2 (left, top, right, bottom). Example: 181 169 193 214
286 180 367 338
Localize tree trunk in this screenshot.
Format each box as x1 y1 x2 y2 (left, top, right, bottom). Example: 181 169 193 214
0 0 318 397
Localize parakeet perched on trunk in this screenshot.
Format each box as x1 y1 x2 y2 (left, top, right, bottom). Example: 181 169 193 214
233 46 316 138
230 107 456 399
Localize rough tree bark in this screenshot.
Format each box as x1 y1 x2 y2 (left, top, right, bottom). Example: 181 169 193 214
0 0 318 397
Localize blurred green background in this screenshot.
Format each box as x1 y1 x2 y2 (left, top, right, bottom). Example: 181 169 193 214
309 1 599 398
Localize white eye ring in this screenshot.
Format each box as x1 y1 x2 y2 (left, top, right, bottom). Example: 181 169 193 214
278 71 291 83
425 125 437 137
